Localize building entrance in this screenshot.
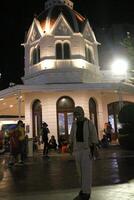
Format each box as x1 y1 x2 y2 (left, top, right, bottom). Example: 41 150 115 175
57 96 74 142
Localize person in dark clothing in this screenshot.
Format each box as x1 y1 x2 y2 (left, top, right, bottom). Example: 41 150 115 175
101 134 109 148
48 135 57 150
41 122 50 157
104 122 112 142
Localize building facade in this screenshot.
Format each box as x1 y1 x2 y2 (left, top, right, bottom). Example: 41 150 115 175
0 0 134 155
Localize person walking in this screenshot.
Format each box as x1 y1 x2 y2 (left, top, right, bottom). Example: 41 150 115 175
16 120 26 164
69 106 99 200
41 122 50 157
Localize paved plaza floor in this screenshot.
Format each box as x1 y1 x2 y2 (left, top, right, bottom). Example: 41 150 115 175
0 145 134 200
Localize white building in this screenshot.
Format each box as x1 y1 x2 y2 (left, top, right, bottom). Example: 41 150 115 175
0 0 134 155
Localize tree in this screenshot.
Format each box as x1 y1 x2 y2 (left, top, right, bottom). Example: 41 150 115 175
121 33 134 83
122 33 134 69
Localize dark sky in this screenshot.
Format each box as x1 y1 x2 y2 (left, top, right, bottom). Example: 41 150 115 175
0 0 134 89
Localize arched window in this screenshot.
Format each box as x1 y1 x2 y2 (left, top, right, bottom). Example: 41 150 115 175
56 42 71 59
36 46 40 62
32 46 40 65
57 96 74 141
32 99 42 137
89 98 98 134
63 43 70 59
33 48 37 65
56 43 62 59
85 46 94 64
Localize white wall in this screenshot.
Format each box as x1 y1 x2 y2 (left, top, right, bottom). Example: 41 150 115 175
24 90 106 140
24 89 134 141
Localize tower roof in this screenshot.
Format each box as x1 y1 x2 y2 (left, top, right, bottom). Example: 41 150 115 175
45 0 74 11
37 0 86 33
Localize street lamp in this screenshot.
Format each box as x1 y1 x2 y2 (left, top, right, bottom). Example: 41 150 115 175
110 58 129 133
111 58 128 110
111 58 128 76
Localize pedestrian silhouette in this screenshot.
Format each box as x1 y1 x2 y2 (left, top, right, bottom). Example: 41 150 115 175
41 122 50 157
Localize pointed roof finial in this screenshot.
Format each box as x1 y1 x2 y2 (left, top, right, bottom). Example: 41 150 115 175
34 13 37 18
45 0 74 11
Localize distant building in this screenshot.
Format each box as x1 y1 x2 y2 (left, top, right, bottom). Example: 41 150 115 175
0 0 134 155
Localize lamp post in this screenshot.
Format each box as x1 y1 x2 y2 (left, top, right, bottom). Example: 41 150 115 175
17 90 22 120
111 58 128 111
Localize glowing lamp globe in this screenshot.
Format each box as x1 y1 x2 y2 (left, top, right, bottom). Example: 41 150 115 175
111 59 128 76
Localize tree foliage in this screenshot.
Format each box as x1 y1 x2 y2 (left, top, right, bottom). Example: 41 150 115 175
121 34 134 83
122 34 134 69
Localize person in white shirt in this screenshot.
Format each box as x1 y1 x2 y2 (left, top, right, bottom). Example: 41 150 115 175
69 106 99 200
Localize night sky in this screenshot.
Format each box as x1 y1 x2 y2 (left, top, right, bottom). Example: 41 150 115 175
0 0 134 89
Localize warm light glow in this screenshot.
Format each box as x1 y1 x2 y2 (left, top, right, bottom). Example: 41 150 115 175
111 58 128 75
0 120 18 130
45 22 50 34
72 59 85 69
9 105 13 108
41 60 55 69
61 98 66 102
0 98 4 101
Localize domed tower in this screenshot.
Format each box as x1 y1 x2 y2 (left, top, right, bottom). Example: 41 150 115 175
23 0 100 85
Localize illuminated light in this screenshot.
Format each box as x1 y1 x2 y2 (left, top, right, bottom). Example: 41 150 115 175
9 105 13 108
41 60 55 69
111 58 128 75
114 90 118 93
0 98 4 101
41 59 86 70
45 21 51 34
61 98 66 102
16 95 23 100
75 12 85 22
72 59 85 69
0 120 18 130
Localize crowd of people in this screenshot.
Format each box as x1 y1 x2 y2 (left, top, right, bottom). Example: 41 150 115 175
32 106 99 200
0 105 115 200
8 120 28 166
0 107 115 200
33 123 69 156
0 118 113 158
40 122 57 157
